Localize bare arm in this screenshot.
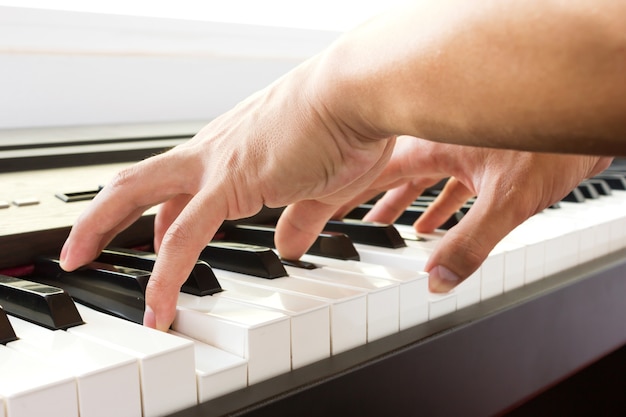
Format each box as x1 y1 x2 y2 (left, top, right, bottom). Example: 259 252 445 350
61 0 625 331
314 0 626 155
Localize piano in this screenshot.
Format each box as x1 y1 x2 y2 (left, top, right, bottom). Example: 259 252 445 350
1 126 625 417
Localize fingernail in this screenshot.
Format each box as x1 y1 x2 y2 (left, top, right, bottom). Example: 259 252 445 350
143 305 156 328
59 241 70 270
429 265 461 292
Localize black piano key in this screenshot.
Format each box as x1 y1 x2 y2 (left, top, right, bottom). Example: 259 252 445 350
0 305 18 344
221 224 360 261
97 247 222 296
346 203 464 229
395 206 464 230
221 224 276 249
306 231 360 261
593 174 626 190
577 181 600 199
32 257 148 324
200 242 288 279
323 219 406 249
586 179 612 196
219 225 319 269
411 198 474 214
562 187 586 203
344 204 372 220
0 274 84 330
280 259 319 270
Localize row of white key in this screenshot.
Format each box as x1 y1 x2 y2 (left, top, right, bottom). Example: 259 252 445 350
382 188 626 314
1 250 428 416
172 189 619 394
174 258 427 379
1 301 249 417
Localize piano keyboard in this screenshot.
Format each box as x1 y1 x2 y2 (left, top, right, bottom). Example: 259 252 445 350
1 153 626 417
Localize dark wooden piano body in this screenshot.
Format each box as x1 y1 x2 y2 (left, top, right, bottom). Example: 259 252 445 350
1 130 625 417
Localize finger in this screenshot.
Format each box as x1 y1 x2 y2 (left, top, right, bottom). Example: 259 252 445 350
60 151 198 271
154 194 193 253
424 186 529 293
414 177 475 232
362 181 426 224
144 189 228 331
61 199 151 271
275 201 342 260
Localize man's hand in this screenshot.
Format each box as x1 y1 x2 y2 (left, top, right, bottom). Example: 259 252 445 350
330 136 612 292
60 60 395 331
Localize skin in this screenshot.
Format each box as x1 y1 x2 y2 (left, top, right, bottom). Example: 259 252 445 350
60 0 625 331
332 136 612 291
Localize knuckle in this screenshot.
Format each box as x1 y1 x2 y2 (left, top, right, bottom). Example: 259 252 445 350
446 231 489 275
108 165 139 190
161 221 197 252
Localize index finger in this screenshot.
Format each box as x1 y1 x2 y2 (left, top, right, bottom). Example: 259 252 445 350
144 188 228 331
60 149 199 271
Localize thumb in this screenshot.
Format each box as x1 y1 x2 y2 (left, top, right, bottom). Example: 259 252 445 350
424 190 528 292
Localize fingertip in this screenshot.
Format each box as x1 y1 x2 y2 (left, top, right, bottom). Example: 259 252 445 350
428 265 462 292
144 303 173 332
144 297 178 332
275 219 318 260
59 238 82 272
275 202 335 260
59 240 71 271
143 304 156 329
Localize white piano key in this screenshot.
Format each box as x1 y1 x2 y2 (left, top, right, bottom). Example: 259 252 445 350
298 254 430 329
510 213 581 278
546 197 626 261
504 218 548 283
212 269 367 355
169 331 248 403
212 279 331 368
172 296 291 385
0 344 78 417
284 265 400 342
454 269 481 310
0 395 5 417
401 228 446 252
428 292 457 320
607 190 626 250
68 304 197 417
355 242 431 271
480 245 505 300
497 239 527 292
357 225 481 313
7 316 142 417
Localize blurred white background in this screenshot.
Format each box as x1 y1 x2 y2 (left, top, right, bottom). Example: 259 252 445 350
0 0 407 130
0 0 407 31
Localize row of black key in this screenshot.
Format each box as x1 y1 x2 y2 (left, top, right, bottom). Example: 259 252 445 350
3 168 625 341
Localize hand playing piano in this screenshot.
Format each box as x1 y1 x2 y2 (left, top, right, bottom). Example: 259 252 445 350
59 0 624 332
59 60 399 331
329 136 613 292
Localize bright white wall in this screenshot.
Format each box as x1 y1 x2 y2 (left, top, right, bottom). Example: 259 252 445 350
0 1 405 130
0 0 404 31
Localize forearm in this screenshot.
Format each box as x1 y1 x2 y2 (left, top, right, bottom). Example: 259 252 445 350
314 0 626 155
